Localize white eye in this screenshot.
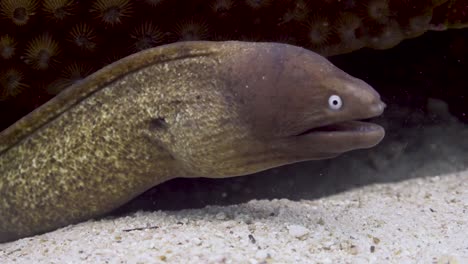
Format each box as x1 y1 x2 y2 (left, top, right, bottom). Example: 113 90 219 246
328 95 342 110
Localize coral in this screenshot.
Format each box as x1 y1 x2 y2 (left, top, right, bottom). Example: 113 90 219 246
46 63 94 95
210 0 236 18
405 15 433 35
90 0 133 27
68 23 98 52
0 0 467 130
335 12 363 42
0 69 27 100
0 35 17 59
430 0 468 29
23 34 60 70
0 0 38 26
364 0 393 24
279 0 310 25
42 0 75 21
172 18 211 41
303 15 333 51
368 21 405 49
130 21 164 52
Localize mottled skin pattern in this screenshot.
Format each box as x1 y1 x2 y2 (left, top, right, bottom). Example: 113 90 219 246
0 41 385 243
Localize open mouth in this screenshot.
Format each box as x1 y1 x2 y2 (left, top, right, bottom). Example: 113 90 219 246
295 120 382 136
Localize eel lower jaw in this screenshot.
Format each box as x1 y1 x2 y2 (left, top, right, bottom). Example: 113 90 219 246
293 120 385 150
295 120 383 136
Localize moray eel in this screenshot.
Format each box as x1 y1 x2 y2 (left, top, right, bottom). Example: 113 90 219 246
0 41 385 243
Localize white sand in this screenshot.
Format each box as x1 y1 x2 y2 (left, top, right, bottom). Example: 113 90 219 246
0 172 466 264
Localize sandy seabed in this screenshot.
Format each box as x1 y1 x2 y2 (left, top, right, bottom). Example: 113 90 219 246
0 170 466 264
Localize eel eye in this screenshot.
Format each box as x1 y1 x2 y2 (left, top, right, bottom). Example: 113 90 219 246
328 94 342 110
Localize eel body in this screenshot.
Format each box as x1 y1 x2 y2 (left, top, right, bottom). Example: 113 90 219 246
0 41 385 243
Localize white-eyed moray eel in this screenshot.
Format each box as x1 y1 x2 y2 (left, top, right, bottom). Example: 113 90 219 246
0 41 386 243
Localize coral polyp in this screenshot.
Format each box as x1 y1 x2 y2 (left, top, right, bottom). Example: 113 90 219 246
335 12 363 42
368 22 404 49
0 0 38 26
91 0 133 27
42 0 75 21
405 15 433 35
279 0 310 25
363 0 393 24
0 35 17 59
0 69 27 100
23 34 60 70
172 18 210 41
130 21 164 52
68 23 98 52
304 15 333 50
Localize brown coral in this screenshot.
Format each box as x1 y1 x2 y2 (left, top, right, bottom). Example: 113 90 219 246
42 0 75 21
0 35 17 59
0 0 466 132
68 23 98 52
172 18 211 41
303 15 334 51
90 0 133 27
210 0 236 18
279 0 310 25
0 0 38 26
364 0 393 24
23 34 60 70
130 21 164 52
0 68 27 100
